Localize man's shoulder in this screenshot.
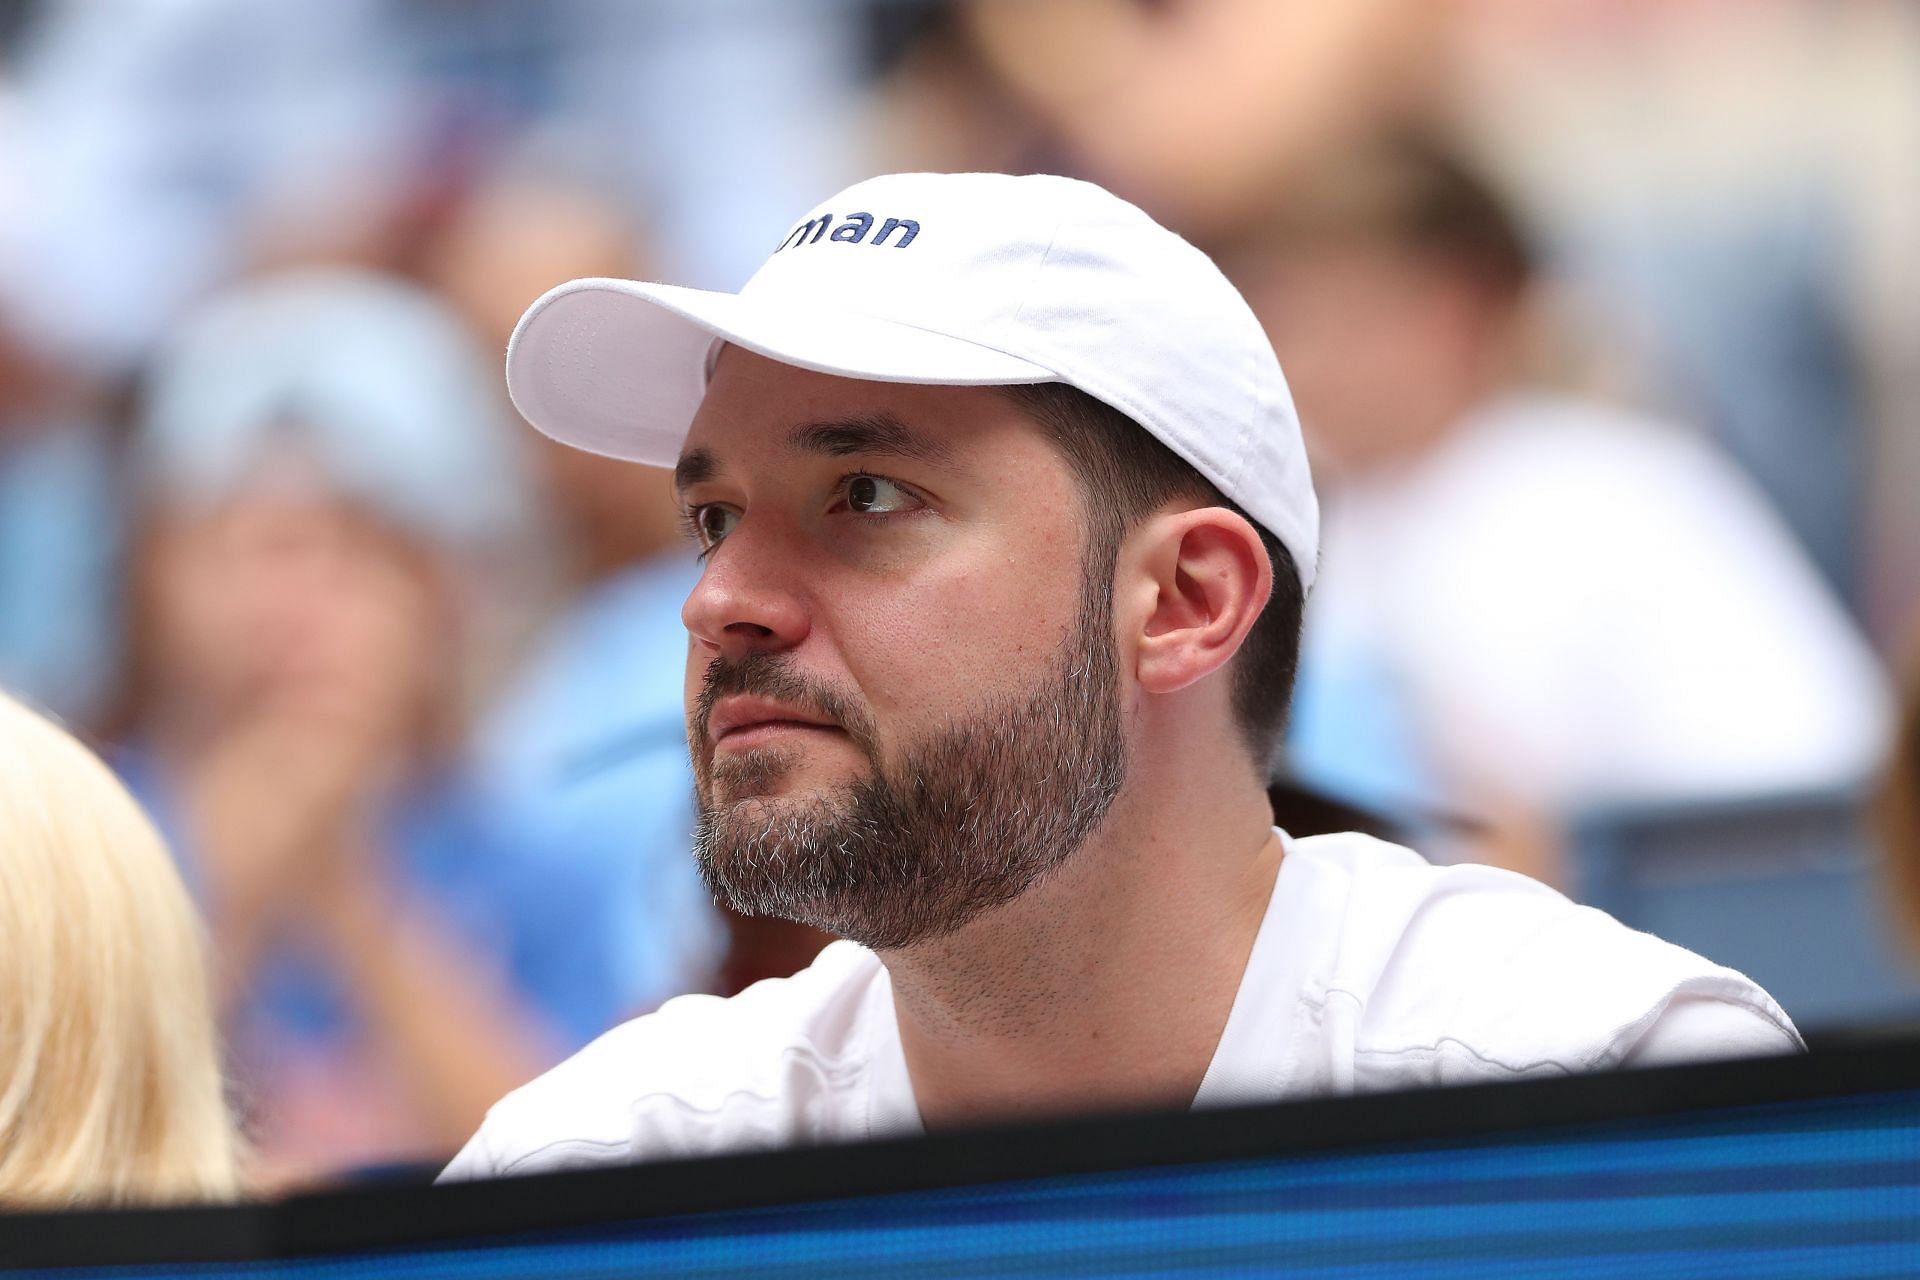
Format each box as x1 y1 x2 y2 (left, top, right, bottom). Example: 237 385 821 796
1282 833 1801 1083
442 941 884 1180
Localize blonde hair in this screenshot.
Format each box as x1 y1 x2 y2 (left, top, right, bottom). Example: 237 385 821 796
0 692 239 1206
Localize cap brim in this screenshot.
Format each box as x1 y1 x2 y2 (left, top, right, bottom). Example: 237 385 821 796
505 278 1058 466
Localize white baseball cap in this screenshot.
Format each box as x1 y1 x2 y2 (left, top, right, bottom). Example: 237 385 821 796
506 171 1318 591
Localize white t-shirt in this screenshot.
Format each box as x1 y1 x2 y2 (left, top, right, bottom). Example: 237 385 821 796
442 831 1800 1181
1292 393 1888 813
441 832 1789 1182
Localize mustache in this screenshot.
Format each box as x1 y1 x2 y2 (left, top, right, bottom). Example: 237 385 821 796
693 651 878 756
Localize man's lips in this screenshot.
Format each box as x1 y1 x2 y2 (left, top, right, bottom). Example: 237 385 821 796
707 695 843 748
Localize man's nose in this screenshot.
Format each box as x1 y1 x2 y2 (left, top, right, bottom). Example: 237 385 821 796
682 521 811 658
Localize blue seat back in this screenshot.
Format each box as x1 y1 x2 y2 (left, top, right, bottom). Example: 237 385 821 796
1570 789 1920 1032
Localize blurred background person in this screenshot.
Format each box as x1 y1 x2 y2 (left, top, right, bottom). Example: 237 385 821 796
0 690 240 1207
0 340 120 728
0 0 866 374
1882 627 1920 953
0 268 123 734
943 0 1920 653
951 0 1439 236
110 269 629 1184
1441 0 1920 648
1219 135 1889 878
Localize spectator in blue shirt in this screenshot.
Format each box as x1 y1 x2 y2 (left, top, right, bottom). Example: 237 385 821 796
114 268 659 1183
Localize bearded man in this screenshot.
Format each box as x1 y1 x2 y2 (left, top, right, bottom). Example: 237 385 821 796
444 172 1798 1178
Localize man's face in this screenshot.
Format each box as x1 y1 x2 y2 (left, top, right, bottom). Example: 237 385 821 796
676 349 1129 950
141 489 444 733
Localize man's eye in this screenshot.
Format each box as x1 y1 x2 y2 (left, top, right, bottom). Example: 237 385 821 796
842 475 919 515
694 505 740 549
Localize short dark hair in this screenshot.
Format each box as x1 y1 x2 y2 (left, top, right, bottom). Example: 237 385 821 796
1004 381 1305 765
1235 131 1533 297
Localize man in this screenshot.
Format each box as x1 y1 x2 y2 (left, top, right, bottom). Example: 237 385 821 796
445 172 1798 1179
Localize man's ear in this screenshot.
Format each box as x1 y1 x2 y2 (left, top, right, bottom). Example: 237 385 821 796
1127 506 1273 695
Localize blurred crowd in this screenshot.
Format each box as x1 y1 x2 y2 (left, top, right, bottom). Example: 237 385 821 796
0 0 1916 1193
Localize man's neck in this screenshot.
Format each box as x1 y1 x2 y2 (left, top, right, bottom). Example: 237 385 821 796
880 748 1282 1129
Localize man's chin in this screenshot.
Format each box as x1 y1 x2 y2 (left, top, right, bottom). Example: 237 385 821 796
706 759 856 809
707 746 869 805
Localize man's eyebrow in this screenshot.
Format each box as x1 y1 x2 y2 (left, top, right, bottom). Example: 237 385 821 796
788 413 952 467
674 448 717 494
674 414 950 493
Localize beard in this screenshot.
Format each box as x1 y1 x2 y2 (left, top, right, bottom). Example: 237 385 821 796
689 569 1129 952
